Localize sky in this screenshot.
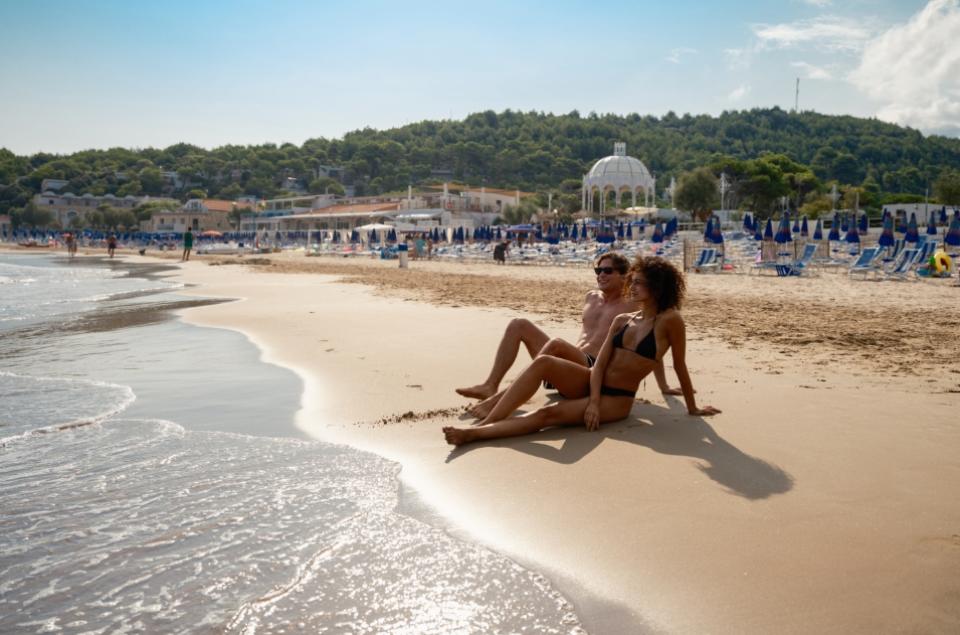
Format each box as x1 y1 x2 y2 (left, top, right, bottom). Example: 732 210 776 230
1 0 958 156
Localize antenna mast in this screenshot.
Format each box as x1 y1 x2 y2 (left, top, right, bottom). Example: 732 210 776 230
794 77 800 113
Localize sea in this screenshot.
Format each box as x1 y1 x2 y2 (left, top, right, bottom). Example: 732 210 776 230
0 253 584 634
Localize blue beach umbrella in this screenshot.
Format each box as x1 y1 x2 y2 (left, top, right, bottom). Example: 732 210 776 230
945 214 960 247
626 223 633 239
895 215 908 234
617 222 624 239
840 214 849 233
775 214 792 244
858 213 868 234
939 206 948 224
665 217 678 237
904 213 919 244
763 218 774 240
792 216 801 233
878 214 895 248
651 222 664 243
927 213 939 235
743 213 753 232
570 224 579 240
800 216 809 237
812 218 823 241
828 217 840 242
753 221 763 241
703 217 713 242
709 217 723 244
845 220 860 244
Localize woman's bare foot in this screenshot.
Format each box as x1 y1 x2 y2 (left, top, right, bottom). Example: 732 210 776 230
443 426 473 446
455 383 496 400
467 393 500 419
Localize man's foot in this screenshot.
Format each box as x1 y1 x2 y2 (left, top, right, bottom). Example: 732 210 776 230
443 426 473 446
467 394 499 419
455 383 496 400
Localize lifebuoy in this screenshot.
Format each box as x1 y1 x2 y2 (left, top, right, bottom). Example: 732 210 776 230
932 251 953 274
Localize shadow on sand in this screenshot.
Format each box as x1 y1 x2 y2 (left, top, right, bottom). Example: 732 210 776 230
447 396 793 500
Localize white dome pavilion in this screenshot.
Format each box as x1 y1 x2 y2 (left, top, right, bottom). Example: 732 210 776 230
581 142 655 215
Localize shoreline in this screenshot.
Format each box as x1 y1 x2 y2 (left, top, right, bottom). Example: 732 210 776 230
11 246 960 633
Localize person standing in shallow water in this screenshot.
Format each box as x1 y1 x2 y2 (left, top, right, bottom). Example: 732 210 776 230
107 233 117 258
182 228 194 261
444 256 719 446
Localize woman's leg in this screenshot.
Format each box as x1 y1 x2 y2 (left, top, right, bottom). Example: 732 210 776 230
444 396 633 446
478 356 591 425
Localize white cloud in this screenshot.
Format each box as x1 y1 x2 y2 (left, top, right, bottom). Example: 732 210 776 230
724 47 752 70
848 0 960 134
665 47 697 64
728 84 751 102
752 15 870 51
800 0 831 6
791 61 833 79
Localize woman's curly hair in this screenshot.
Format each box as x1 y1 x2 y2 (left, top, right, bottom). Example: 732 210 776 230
626 256 686 311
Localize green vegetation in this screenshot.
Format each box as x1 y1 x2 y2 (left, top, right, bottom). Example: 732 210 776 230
2 107 959 223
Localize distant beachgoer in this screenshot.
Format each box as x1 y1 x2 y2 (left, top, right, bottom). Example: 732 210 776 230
444 256 720 446
415 236 426 260
456 252 678 419
64 232 77 258
426 237 434 260
107 233 117 258
493 241 508 264
182 228 194 261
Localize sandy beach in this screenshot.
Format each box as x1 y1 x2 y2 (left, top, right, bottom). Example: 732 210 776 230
33 246 960 633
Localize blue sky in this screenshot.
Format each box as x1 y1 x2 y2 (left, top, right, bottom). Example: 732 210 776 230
1 0 957 155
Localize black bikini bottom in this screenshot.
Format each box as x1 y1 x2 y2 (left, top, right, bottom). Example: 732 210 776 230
601 385 637 398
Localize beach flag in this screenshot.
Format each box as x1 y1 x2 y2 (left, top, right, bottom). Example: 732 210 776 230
764 218 774 240
813 218 823 241
904 213 919 244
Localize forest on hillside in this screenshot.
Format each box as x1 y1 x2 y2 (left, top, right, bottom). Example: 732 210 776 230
3 107 960 225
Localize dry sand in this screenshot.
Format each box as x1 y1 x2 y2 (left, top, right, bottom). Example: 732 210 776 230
49 246 960 633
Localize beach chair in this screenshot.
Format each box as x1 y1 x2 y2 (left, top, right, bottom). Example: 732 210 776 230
848 247 881 279
882 248 920 280
692 247 718 273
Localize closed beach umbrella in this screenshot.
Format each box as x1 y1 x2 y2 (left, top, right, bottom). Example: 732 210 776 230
764 218 774 240
858 213 868 234
703 217 714 242
945 215 960 247
792 216 801 233
743 213 753 232
927 213 938 235
350 229 360 243
845 221 860 243
840 214 849 233
754 221 763 241
710 217 723 244
800 216 809 237
651 221 664 243
939 206 948 224
877 214 895 248
626 223 633 239
570 224 579 240
895 215 908 234
904 213 920 243
775 214 792 244
828 218 840 242
813 218 823 241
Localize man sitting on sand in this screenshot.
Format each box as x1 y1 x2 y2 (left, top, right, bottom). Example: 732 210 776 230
456 252 679 418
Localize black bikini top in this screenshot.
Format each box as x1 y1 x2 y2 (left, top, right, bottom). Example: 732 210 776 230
612 314 658 361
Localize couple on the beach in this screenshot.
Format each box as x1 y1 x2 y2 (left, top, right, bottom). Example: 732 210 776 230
445 253 720 446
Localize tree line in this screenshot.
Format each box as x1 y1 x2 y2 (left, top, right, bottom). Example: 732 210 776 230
2 107 960 228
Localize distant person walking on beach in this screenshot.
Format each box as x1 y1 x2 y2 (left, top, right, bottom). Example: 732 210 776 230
456 252 678 419
182 228 194 261
426 237 434 260
107 233 117 258
493 240 508 264
445 256 720 446
64 232 77 258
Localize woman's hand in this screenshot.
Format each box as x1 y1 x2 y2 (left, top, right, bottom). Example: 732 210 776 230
689 405 721 416
583 402 601 431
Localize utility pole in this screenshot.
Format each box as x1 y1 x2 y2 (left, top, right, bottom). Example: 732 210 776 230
794 77 800 113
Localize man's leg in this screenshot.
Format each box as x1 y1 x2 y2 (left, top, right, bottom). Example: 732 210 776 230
467 337 588 418
456 318 550 399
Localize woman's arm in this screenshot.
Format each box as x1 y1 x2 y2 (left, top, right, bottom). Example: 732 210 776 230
665 314 721 416
584 314 627 430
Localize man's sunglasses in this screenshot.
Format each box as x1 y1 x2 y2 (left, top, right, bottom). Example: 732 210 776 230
594 267 618 275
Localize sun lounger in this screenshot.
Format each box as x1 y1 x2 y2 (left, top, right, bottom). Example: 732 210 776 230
848 247 881 279
882 248 920 280
692 248 719 272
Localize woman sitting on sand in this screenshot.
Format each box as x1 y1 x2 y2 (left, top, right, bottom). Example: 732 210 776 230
444 256 720 446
